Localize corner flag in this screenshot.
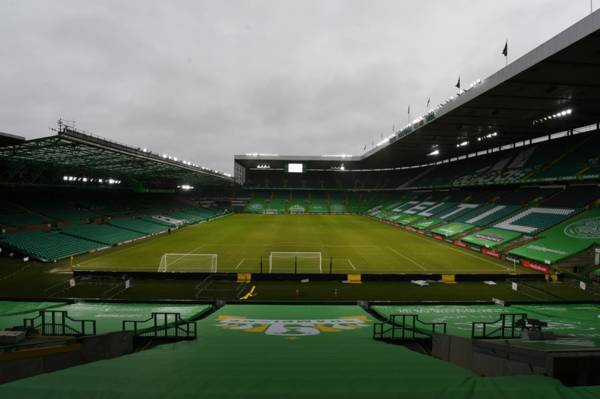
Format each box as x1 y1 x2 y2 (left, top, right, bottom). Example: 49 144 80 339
455 76 461 90
502 41 508 57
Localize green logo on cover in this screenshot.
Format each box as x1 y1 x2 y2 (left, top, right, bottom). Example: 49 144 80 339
564 217 600 240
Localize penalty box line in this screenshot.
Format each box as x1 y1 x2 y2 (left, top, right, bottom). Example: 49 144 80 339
387 247 428 271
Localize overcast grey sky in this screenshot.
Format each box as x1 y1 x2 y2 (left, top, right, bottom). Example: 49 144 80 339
0 1 595 173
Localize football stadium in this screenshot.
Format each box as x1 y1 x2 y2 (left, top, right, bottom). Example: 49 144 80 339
1 4 600 399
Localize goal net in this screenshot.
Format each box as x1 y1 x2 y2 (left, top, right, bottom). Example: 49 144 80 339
158 253 218 273
268 252 322 274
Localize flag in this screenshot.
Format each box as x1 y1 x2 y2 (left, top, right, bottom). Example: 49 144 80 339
502 40 508 57
392 124 395 132
363 145 366 151
408 105 411 114
455 76 461 90
426 97 430 108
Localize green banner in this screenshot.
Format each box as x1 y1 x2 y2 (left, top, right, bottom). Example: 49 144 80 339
431 222 473 238
461 228 521 248
412 218 444 230
510 208 600 264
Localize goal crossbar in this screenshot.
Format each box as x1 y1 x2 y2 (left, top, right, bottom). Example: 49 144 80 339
158 253 218 273
268 252 322 273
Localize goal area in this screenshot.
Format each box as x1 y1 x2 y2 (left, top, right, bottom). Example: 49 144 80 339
158 253 218 273
268 252 322 274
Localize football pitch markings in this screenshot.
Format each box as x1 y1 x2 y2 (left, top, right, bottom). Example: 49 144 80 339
71 214 534 275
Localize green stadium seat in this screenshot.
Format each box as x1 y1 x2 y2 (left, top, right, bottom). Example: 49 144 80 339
61 224 145 246
0 231 103 262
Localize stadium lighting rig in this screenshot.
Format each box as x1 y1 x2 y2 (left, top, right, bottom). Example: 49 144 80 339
532 109 572 126
456 140 469 148
427 149 440 156
63 175 121 185
477 132 498 142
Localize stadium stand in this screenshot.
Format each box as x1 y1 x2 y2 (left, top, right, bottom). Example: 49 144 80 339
493 207 576 234
165 207 221 224
0 231 104 262
241 131 600 191
108 218 168 235
61 224 145 246
509 208 600 264
430 222 474 238
461 228 522 249
0 202 50 229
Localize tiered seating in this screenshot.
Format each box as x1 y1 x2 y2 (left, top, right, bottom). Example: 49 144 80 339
307 200 329 213
455 204 521 226
20 201 96 223
510 208 600 264
532 133 600 181
165 208 220 223
0 212 49 228
61 224 144 245
244 200 265 213
494 207 576 234
140 216 179 227
541 185 600 208
329 202 347 213
108 218 168 235
0 231 102 261
0 201 49 227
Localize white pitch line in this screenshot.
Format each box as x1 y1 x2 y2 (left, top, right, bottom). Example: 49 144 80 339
387 247 428 271
347 259 357 270
234 258 246 270
405 233 513 272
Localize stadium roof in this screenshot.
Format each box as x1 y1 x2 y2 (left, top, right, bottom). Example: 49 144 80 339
0 132 25 147
236 10 600 170
0 127 234 188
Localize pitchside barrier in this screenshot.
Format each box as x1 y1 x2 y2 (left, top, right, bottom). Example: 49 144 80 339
73 269 547 283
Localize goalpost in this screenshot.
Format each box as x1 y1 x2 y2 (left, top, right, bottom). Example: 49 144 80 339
268 252 322 274
158 253 218 273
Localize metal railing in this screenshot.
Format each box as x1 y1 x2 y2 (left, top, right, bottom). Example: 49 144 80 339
471 313 527 339
122 312 197 339
23 310 96 336
373 314 446 341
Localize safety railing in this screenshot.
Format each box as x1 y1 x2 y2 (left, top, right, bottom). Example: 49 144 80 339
23 310 96 336
122 312 197 339
471 313 527 339
373 314 446 341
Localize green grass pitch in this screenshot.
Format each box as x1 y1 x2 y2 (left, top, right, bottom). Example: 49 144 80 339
69 214 536 275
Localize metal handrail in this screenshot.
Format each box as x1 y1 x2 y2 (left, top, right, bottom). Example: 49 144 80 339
373 314 447 341
471 313 527 339
122 312 197 339
23 310 96 336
